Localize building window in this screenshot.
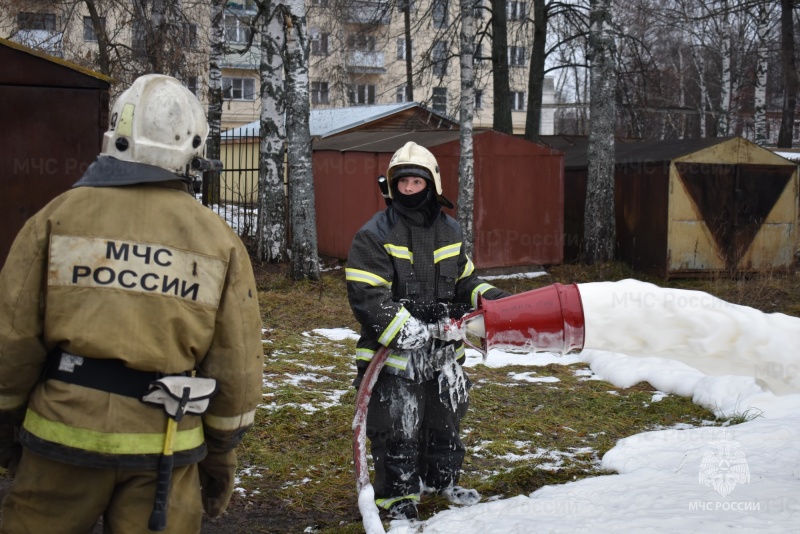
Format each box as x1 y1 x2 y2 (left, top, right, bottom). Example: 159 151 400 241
433 0 448 29
311 81 330 105
432 87 447 113
509 46 526 66
432 40 448 77
507 1 526 21
473 0 484 18
349 84 376 105
223 77 256 100
397 38 413 60
475 89 483 109
348 33 376 52
17 12 56 31
132 20 147 57
224 14 251 44
83 16 105 42
510 91 525 111
396 85 411 103
311 28 329 56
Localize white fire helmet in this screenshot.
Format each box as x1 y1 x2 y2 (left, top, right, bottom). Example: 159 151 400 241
102 74 208 174
386 141 453 208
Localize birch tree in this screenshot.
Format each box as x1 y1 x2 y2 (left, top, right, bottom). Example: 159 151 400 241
457 0 476 256
206 0 225 204
717 1 733 137
283 0 320 280
256 0 288 262
583 0 616 264
777 0 797 148
752 0 773 146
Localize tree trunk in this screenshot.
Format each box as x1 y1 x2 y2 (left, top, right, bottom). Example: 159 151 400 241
491 0 512 133
148 0 182 75
457 0 476 257
777 0 797 148
257 1 288 262
718 6 732 137
690 46 708 138
753 2 770 146
524 0 546 142
206 0 225 205
284 0 320 281
677 45 686 139
83 0 110 75
583 0 616 265
404 2 414 101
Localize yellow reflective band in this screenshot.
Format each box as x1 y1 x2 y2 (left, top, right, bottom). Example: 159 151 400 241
375 494 420 510
455 343 465 359
378 307 410 346
22 409 204 455
434 242 461 263
384 353 409 370
203 409 256 432
0 393 28 411
458 258 475 280
356 348 375 362
471 283 494 308
345 268 391 288
116 103 135 137
384 244 413 263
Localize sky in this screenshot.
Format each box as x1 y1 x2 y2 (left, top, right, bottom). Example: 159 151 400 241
315 278 800 533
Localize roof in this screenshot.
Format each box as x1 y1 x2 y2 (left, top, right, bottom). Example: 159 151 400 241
0 37 112 84
312 130 464 152
542 136 735 169
221 102 455 139
774 151 800 163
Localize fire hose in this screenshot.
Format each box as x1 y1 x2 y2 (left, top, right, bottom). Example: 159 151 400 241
352 346 392 534
352 283 586 532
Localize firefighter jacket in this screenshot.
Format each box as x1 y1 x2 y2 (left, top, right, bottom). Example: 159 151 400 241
0 169 263 470
346 203 507 382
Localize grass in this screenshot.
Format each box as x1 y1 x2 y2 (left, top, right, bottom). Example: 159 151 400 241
219 260 800 533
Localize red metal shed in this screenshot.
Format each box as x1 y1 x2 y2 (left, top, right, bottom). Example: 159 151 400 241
0 38 110 268
312 129 565 269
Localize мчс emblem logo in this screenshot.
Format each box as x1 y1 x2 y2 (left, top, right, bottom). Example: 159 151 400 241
698 434 750 497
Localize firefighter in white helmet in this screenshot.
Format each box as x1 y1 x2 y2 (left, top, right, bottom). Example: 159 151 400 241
346 141 509 520
0 74 263 533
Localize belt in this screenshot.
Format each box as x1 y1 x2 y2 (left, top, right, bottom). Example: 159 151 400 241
45 350 191 399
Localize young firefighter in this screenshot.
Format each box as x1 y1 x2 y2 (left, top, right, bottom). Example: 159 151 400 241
346 141 509 520
0 74 263 533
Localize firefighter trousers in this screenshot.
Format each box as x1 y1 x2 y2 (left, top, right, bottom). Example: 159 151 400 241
0 449 202 534
366 373 469 501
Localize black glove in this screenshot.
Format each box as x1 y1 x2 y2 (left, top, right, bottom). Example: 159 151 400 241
198 449 237 517
0 423 21 477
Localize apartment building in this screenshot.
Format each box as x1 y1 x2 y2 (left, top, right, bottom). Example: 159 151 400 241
305 0 554 134
1 0 554 134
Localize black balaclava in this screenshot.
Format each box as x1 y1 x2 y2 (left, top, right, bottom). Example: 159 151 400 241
391 179 441 227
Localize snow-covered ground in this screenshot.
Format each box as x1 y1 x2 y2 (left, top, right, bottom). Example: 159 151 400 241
316 278 800 533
